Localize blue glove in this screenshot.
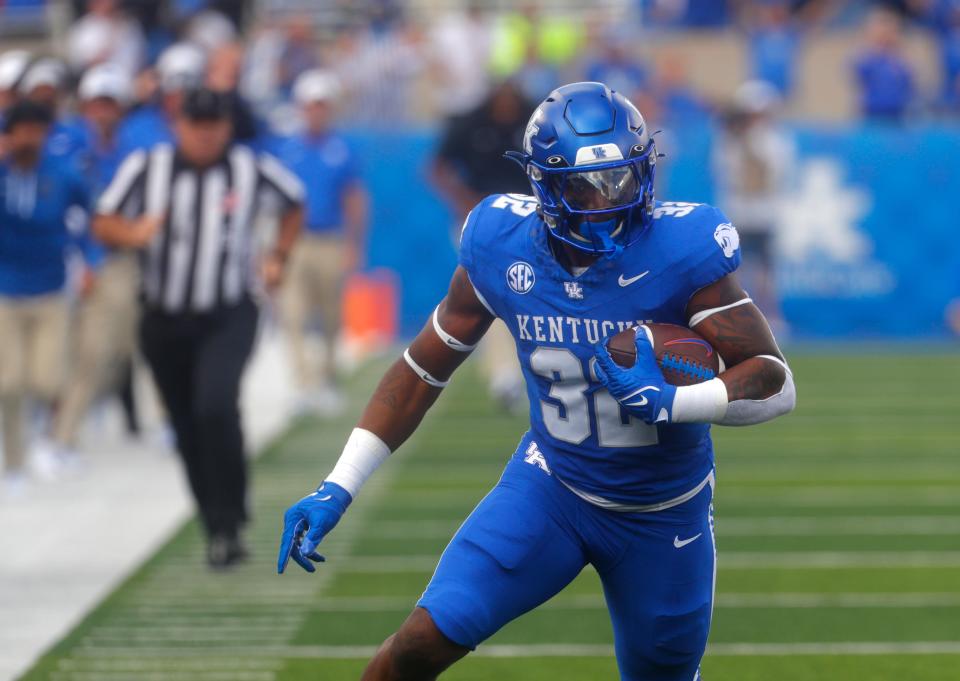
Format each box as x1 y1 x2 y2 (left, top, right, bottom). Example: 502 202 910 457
594 327 677 425
277 481 352 574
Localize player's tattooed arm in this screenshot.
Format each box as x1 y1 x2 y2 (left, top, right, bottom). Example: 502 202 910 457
686 274 787 402
358 266 495 450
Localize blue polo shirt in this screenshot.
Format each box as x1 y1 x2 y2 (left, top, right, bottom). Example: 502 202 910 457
0 153 97 297
275 131 360 235
853 50 915 119
117 104 174 156
60 116 129 198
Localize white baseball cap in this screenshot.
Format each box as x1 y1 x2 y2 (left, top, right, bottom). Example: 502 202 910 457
0 50 31 91
18 57 66 94
79 65 132 105
156 42 206 92
293 69 341 104
733 80 781 115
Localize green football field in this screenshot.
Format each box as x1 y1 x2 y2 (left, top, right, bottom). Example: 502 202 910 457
20 350 960 681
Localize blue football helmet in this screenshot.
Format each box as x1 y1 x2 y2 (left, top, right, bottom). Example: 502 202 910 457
506 81 657 257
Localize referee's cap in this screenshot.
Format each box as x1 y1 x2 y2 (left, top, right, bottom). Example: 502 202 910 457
157 42 206 92
182 87 234 121
0 50 31 91
293 69 341 104
79 65 132 105
18 57 66 94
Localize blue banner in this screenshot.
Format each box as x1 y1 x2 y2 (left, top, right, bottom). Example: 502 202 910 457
349 124 960 339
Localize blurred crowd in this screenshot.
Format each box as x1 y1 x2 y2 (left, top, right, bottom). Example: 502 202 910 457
2 0 960 505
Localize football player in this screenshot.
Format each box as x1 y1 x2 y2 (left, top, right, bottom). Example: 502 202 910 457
277 82 796 681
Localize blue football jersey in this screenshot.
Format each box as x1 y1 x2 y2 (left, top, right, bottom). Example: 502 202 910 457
459 194 742 506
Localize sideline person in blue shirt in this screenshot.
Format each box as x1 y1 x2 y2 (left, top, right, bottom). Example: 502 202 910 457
0 101 100 495
50 65 144 464
276 69 368 414
852 9 915 121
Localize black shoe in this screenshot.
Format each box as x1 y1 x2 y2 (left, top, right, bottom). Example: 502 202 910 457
207 533 250 570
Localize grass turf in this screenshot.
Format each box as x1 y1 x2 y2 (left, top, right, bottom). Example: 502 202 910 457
18 351 960 681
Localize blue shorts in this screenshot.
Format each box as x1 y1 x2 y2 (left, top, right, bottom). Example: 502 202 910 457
417 455 715 681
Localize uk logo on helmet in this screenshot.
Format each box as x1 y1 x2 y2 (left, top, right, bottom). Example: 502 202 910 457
507 262 536 294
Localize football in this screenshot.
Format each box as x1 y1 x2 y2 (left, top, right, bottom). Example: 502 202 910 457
606 323 724 386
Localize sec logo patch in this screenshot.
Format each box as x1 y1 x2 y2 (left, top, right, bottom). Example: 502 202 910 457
507 261 535 294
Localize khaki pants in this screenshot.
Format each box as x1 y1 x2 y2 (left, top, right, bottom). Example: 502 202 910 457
54 253 140 448
280 234 345 389
0 293 68 472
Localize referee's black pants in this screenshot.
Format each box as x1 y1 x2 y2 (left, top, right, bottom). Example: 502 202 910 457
140 298 258 538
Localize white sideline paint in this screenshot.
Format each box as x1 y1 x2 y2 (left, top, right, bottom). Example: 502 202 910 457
64 642 960 660
0 332 297 681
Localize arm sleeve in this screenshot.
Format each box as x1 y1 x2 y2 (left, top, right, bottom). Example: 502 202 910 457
96 149 147 215
257 152 306 210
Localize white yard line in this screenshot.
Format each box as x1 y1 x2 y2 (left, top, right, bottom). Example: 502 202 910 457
326 551 960 573
360 515 960 538
291 592 960 612
67 641 960 660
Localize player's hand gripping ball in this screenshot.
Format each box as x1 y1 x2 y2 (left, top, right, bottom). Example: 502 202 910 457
594 324 722 424
277 481 352 574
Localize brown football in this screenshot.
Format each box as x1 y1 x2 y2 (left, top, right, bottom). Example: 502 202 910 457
606 323 724 386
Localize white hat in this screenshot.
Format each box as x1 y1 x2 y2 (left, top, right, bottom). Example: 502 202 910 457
18 57 66 94
185 10 237 52
733 80 781 115
0 50 31 91
156 42 206 92
79 65 132 105
293 69 341 104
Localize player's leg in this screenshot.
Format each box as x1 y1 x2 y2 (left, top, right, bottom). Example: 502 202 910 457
361 456 588 680
360 607 469 681
593 483 716 681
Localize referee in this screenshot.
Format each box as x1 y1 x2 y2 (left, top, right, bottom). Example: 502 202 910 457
93 88 304 568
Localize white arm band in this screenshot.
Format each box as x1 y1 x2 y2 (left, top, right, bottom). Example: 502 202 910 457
403 348 449 388
432 307 477 351
688 297 753 328
325 428 392 498
718 356 796 426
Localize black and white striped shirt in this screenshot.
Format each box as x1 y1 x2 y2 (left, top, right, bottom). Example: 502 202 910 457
98 143 304 313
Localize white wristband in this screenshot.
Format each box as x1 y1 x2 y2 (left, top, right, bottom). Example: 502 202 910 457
325 428 392 499
671 377 729 423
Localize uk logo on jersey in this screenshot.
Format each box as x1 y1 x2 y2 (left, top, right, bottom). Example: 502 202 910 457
564 281 584 299
507 261 536 294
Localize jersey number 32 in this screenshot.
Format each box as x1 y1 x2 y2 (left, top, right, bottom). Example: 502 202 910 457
530 347 658 447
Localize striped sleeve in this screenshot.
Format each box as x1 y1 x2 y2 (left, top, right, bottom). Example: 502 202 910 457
96 149 148 214
256 152 305 206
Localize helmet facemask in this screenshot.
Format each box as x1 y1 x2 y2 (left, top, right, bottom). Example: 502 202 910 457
524 144 657 258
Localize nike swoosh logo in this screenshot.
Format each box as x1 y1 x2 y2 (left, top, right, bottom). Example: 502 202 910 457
674 533 703 549
316 494 332 502
618 271 650 287
622 385 660 408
